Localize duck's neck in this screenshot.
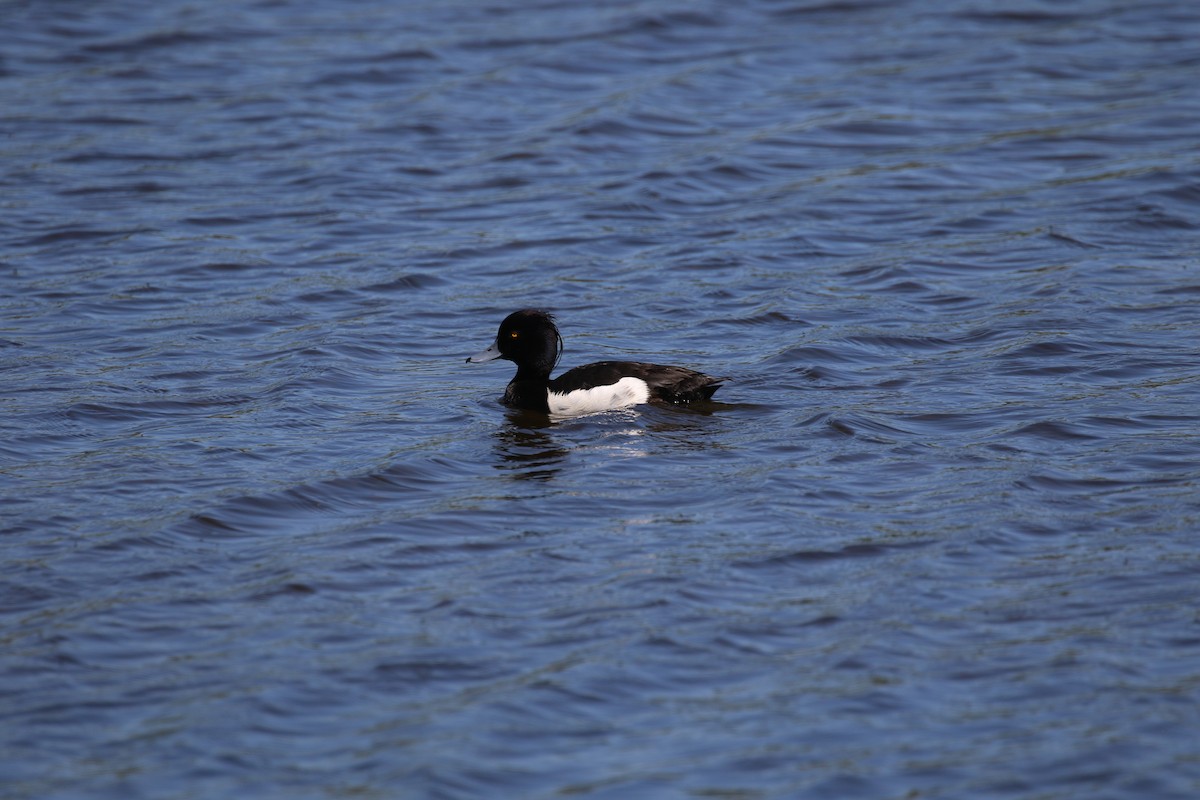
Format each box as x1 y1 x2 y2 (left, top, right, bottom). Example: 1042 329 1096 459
513 360 553 383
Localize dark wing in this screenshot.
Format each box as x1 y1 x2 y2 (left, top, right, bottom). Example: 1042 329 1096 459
551 361 725 403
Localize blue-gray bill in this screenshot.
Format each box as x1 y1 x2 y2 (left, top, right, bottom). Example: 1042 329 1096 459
466 341 502 363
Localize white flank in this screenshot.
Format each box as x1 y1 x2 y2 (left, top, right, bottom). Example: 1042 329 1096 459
547 377 651 416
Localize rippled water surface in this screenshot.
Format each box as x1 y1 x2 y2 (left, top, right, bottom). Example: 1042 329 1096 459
4 1 1200 797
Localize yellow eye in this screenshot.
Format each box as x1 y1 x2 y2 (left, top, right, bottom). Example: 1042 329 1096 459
509 331 520 339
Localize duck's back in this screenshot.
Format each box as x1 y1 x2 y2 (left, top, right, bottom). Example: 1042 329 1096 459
551 361 725 404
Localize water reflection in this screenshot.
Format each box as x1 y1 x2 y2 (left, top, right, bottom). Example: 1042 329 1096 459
489 402 741 482
492 415 568 481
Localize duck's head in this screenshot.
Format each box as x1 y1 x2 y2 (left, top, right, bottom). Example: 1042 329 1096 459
467 309 563 375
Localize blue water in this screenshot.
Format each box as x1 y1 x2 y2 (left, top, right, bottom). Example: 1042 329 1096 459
3 1 1200 798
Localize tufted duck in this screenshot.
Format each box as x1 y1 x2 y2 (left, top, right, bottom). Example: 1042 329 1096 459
467 310 725 415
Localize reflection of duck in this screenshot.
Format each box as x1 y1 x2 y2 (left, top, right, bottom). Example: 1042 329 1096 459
467 310 726 416
492 423 567 482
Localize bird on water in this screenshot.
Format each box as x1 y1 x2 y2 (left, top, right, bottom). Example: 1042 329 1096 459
467 309 725 415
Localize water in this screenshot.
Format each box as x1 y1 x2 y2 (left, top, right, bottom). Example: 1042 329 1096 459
3 1 1199 797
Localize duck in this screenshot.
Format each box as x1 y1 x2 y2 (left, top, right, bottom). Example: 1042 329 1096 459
466 309 726 415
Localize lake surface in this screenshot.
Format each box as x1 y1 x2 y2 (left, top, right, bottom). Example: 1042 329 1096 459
3 1 1200 797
